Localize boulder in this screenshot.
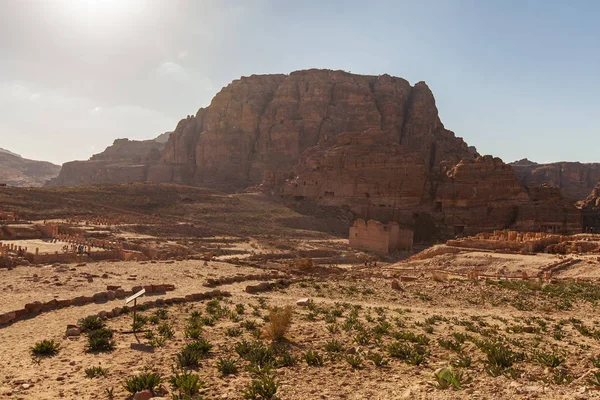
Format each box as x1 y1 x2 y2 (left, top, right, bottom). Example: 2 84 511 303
0 311 16 325
245 282 271 294
65 325 81 337
296 298 311 307
391 279 403 291
133 390 153 400
92 292 108 302
24 301 43 314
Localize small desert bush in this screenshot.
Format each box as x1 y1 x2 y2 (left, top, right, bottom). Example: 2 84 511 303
123 372 162 394
31 339 60 357
367 351 388 367
262 306 292 342
324 339 345 353
480 341 524 377
236 340 276 368
243 369 278 400
176 339 213 368
438 338 462 352
590 355 600 368
345 354 363 369
587 371 600 386
86 328 116 353
85 366 108 378
169 369 203 397
533 350 564 368
303 350 324 367
184 326 203 340
78 316 105 332
226 327 242 337
388 342 428 365
216 357 238 376
275 348 298 368
158 322 174 339
433 367 471 390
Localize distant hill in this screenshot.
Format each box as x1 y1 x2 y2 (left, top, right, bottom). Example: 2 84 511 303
0 148 61 187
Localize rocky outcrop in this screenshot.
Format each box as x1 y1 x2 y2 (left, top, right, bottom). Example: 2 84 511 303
510 159 600 201
581 182 600 231
0 149 61 187
46 69 585 238
48 134 169 186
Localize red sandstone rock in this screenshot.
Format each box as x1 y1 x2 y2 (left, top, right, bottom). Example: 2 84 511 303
24 301 43 314
133 390 153 400
511 159 600 201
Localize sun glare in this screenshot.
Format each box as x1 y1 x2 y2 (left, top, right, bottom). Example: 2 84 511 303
60 0 147 25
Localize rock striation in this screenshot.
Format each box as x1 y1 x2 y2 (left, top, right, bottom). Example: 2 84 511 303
47 134 169 186
0 148 61 187
510 159 600 201
48 69 584 238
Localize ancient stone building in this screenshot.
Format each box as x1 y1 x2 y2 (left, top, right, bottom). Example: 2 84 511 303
349 219 413 254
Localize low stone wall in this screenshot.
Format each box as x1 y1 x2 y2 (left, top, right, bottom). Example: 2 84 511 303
0 283 176 327
203 272 287 287
69 289 231 328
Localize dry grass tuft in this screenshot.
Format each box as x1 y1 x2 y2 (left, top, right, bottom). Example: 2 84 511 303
262 306 293 342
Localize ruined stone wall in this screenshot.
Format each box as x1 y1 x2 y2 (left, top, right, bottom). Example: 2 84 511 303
349 219 413 253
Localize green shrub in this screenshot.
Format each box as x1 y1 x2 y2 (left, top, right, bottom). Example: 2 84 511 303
345 354 363 369
533 350 564 368
236 304 246 315
78 316 105 332
433 367 470 390
158 322 174 339
438 338 462 352
176 339 213 368
85 366 108 378
236 340 275 368
388 342 427 365
367 352 388 367
303 350 324 367
243 371 278 400
324 339 344 353
184 326 203 340
216 357 238 376
123 372 162 394
86 328 115 353
275 348 298 368
31 339 60 357
169 369 203 397
591 356 600 368
226 327 242 337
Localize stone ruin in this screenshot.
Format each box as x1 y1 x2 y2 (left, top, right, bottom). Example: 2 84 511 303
447 230 600 254
349 219 413 254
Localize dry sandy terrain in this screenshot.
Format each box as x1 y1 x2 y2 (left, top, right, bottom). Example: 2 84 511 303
3 255 600 399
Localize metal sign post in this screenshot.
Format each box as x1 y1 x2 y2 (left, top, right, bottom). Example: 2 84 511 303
126 288 146 334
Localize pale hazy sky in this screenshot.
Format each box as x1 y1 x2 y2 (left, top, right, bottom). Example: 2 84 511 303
1 0 599 165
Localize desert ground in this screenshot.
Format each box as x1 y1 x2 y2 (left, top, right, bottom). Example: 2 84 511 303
2 185 600 400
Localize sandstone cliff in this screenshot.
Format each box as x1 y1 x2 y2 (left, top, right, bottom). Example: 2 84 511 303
0 149 61 187
48 69 584 238
510 159 600 201
48 134 169 186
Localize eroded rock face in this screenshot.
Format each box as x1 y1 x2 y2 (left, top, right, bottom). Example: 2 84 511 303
581 182 600 231
510 160 600 201
48 135 169 186
46 69 584 238
0 149 61 187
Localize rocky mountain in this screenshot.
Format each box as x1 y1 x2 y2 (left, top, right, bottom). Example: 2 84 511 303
47 133 170 186
581 182 600 231
0 148 61 187
48 69 584 238
510 159 600 201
